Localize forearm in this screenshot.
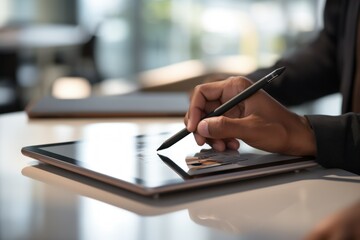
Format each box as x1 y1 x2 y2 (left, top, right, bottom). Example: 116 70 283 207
306 113 360 175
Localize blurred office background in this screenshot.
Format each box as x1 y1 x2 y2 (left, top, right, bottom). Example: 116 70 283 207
0 0 339 115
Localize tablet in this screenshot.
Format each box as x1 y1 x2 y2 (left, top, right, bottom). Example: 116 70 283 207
21 132 317 197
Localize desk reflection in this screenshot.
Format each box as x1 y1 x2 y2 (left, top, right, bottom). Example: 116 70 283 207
22 164 360 239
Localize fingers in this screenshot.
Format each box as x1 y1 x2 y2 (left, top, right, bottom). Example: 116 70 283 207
186 77 249 132
192 117 241 151
197 115 288 153
186 82 224 132
184 76 252 152
197 116 247 140
184 75 318 156
192 129 239 151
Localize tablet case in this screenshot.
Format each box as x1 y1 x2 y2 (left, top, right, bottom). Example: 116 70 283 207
26 92 189 118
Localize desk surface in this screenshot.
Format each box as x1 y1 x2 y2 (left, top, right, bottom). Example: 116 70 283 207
1 112 359 240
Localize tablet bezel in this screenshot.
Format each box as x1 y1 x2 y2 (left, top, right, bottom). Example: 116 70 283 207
22 141 318 197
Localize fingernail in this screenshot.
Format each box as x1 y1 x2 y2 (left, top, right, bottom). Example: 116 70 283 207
212 142 221 151
198 120 210 137
194 133 205 146
187 119 193 131
227 141 239 150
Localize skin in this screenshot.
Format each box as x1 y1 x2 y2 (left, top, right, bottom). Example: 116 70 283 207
304 201 360 240
185 76 360 239
184 76 317 157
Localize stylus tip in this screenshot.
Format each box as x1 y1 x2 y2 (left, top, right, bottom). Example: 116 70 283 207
157 146 164 151
157 143 167 151
274 66 286 77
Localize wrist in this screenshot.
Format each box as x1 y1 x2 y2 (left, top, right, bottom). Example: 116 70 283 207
286 114 317 156
299 116 317 156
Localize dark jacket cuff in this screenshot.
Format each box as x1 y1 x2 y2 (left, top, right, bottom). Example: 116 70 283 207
306 113 360 174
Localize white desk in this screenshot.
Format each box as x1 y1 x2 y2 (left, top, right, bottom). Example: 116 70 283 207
1 112 359 240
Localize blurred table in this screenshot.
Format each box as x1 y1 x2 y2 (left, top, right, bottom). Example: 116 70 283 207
0 24 90 103
1 112 360 240
0 24 88 49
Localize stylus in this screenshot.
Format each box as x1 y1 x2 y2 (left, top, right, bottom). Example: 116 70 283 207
157 66 286 151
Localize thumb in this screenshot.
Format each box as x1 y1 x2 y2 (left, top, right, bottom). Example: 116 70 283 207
197 116 246 139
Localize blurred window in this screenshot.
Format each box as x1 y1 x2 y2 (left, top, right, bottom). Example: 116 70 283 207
78 0 325 79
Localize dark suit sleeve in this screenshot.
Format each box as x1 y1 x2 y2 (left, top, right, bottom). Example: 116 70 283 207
247 0 342 106
245 0 360 174
306 113 360 175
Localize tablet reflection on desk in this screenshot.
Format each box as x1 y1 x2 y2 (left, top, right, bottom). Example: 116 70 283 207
21 164 360 240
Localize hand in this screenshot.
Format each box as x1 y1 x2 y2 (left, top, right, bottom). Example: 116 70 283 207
185 76 317 156
304 201 360 240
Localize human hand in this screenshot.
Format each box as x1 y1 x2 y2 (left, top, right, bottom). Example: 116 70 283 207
304 200 360 240
185 76 317 156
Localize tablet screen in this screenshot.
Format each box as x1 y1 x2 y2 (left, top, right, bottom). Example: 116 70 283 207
26 129 306 190
34 133 192 188
22 121 317 196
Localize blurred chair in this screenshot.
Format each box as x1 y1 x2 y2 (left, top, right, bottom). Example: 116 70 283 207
68 33 101 86
0 50 21 113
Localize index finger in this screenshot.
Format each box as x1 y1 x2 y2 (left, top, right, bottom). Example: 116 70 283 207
187 81 226 132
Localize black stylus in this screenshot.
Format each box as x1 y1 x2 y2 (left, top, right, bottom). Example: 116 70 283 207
157 66 286 151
